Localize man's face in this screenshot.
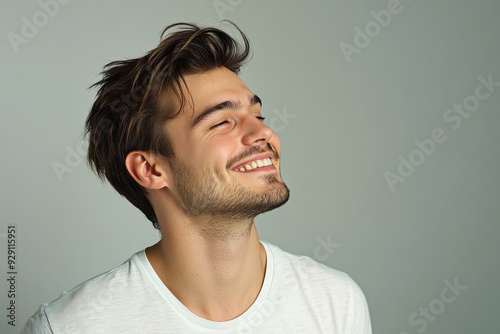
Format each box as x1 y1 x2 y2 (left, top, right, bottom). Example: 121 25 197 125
161 67 289 220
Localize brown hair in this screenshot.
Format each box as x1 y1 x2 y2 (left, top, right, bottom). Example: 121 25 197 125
84 22 251 228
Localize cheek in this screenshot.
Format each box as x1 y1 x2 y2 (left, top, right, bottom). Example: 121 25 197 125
197 138 233 170
165 123 190 158
212 144 234 168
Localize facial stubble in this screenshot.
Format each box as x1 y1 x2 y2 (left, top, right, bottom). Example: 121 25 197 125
168 155 290 222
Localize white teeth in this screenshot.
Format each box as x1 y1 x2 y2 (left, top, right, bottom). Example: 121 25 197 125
237 158 274 171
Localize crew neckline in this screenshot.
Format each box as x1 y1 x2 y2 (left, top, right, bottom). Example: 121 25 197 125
135 240 275 330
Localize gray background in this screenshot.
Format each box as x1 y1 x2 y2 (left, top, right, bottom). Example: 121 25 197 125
1 0 499 333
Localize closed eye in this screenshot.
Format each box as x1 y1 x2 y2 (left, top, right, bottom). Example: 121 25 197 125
211 116 265 129
211 120 229 129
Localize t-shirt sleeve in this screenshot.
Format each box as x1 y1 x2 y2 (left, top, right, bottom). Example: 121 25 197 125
21 304 53 334
350 276 373 334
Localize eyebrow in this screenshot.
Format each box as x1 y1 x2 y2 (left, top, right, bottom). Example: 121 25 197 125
191 94 262 127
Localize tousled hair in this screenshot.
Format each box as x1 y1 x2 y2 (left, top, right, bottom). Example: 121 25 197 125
84 22 251 228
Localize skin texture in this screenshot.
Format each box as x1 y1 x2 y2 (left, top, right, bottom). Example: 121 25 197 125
125 67 289 321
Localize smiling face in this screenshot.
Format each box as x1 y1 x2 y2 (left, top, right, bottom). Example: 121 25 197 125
161 67 289 219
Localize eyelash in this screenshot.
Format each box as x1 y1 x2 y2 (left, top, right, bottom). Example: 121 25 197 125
211 116 266 129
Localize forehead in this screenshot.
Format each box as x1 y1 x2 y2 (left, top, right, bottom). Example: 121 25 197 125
163 67 251 121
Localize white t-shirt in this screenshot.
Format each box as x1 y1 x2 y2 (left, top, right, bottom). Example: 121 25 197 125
22 241 372 333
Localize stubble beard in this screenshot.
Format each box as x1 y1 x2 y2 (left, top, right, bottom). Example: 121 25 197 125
168 157 290 222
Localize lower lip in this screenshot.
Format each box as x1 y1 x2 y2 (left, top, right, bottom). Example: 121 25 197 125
234 165 276 173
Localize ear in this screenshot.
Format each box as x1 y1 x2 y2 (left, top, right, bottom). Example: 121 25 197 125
125 151 170 190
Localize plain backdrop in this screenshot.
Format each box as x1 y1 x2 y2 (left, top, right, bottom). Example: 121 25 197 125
1 0 499 333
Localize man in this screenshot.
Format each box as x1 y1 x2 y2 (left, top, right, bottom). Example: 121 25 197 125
23 22 372 333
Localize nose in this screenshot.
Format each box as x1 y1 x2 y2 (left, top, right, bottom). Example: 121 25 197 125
240 114 274 147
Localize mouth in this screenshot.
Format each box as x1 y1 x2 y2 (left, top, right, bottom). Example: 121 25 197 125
230 153 276 172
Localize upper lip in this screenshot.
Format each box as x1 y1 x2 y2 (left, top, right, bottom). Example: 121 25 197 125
231 153 274 170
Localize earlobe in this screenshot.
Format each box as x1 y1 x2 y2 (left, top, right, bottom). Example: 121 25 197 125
125 151 169 190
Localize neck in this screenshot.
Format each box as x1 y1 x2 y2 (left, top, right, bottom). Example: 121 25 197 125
146 214 267 322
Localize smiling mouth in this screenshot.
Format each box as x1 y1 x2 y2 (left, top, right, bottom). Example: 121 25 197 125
230 151 277 172
232 157 274 172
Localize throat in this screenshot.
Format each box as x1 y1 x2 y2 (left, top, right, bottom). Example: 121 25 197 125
147 223 267 322
198 216 254 242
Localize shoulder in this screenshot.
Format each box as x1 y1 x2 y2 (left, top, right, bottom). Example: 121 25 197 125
52 252 138 304
22 251 145 333
264 240 355 287
21 304 52 334
263 241 372 332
